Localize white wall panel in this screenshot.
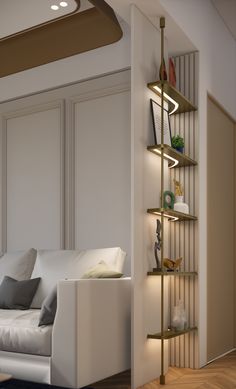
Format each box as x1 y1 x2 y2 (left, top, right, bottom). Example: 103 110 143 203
5 103 64 250
74 90 131 275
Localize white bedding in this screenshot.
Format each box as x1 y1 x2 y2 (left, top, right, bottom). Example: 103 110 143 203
0 309 52 356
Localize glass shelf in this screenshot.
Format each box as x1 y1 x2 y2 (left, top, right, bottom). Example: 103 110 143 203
147 271 197 276
147 208 197 221
147 145 197 168
147 80 197 114
147 327 197 340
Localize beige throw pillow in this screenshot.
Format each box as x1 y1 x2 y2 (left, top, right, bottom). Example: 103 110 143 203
82 260 123 279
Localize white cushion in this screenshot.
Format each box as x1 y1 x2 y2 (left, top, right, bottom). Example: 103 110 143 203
31 247 126 308
0 248 37 284
0 309 52 356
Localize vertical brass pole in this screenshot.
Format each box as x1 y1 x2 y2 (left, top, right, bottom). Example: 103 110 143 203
160 16 165 386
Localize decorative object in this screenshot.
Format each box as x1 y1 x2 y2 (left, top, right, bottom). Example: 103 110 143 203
154 219 161 271
159 58 167 81
169 57 176 87
171 300 187 331
82 260 123 279
172 134 184 153
163 257 182 271
174 196 189 214
173 179 189 214
173 178 183 196
150 99 172 146
163 190 175 209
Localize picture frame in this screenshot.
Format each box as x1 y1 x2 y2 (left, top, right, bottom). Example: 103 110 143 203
150 99 172 146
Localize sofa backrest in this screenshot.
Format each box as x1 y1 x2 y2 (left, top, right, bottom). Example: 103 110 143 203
30 247 126 308
0 248 37 284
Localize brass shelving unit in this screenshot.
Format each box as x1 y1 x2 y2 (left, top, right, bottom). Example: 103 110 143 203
147 327 197 340
147 80 197 114
147 145 197 168
147 208 197 221
147 17 198 385
147 271 197 276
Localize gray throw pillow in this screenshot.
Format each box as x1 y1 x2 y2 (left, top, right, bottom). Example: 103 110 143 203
0 276 41 310
38 286 57 326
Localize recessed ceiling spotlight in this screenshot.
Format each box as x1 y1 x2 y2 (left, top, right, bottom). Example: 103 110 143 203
51 4 59 10
60 1 68 6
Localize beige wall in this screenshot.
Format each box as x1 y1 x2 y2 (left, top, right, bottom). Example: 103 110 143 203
0 71 131 274
207 96 235 361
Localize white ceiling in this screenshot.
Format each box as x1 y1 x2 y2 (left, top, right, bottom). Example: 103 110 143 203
211 0 236 41
0 0 93 39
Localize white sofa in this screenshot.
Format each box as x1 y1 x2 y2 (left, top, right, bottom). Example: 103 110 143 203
0 247 131 388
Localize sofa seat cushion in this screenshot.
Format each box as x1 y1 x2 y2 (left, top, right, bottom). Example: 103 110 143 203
0 309 52 356
31 247 126 308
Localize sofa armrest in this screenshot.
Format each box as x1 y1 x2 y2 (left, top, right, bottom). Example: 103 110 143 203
51 278 131 388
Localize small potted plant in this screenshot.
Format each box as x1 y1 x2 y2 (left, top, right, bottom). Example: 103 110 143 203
171 135 184 153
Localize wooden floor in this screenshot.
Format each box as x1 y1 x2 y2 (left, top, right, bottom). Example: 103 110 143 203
92 350 236 389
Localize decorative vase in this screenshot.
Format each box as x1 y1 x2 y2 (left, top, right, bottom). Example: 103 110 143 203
174 196 189 214
171 300 187 331
174 146 184 153
159 58 167 81
169 57 176 87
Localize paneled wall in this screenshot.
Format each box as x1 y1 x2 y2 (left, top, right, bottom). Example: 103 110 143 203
207 96 235 362
169 52 199 368
0 71 131 274
3 102 64 250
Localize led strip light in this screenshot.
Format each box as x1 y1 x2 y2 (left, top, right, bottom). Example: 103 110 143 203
150 210 179 222
152 148 179 168
152 85 179 115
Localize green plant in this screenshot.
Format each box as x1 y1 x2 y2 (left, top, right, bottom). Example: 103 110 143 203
171 135 184 149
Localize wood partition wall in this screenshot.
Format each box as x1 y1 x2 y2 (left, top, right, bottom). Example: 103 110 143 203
207 96 236 362
169 52 199 368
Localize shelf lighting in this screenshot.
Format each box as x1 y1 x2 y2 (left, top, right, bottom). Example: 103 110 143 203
152 148 179 168
151 211 179 222
152 85 179 115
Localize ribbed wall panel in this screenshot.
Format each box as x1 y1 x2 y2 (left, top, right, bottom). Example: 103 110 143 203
169 52 199 369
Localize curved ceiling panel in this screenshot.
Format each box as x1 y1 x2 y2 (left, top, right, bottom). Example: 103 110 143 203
0 0 123 78
0 0 80 39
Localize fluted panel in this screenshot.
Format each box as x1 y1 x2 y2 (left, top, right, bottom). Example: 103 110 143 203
169 52 199 368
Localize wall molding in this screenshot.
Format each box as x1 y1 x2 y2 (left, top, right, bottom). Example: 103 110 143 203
66 81 130 249
0 70 131 251
0 99 65 251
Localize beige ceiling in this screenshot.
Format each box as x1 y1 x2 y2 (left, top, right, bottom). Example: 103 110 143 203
211 0 236 41
0 0 93 39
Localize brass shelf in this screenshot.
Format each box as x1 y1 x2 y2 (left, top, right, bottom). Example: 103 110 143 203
147 145 197 168
147 208 197 221
147 271 197 276
147 80 197 114
147 327 197 340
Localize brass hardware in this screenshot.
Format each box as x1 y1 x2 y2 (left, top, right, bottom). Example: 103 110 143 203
147 144 197 168
147 208 197 221
147 81 197 114
147 271 198 276
147 16 198 385
160 17 165 29
160 374 165 385
147 327 198 340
